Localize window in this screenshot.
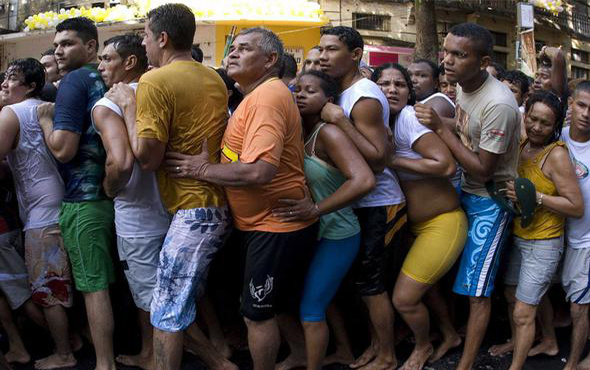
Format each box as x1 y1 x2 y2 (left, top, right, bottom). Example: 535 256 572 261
572 48 589 64
490 31 507 47
491 50 507 70
572 66 589 80
353 13 391 32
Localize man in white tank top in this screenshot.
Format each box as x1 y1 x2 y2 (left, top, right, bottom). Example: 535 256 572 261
560 82 590 370
0 59 76 368
91 34 174 370
317 26 406 369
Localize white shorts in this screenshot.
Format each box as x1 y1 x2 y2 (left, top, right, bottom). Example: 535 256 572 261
562 245 590 304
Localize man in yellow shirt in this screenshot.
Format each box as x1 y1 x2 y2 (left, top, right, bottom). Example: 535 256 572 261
106 4 233 370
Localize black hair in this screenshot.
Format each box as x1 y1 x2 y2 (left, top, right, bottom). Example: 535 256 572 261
279 53 298 79
525 90 564 144
575 80 590 97
55 17 98 51
371 62 416 106
412 59 440 79
298 70 340 101
489 61 506 79
104 34 148 72
448 22 493 57
5 58 46 98
146 3 196 51
321 26 364 52
215 68 243 113
191 44 203 62
41 48 55 58
501 70 530 96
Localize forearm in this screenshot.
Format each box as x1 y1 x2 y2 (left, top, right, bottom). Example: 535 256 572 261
550 52 566 97
202 162 271 187
103 160 132 197
389 156 455 178
437 127 492 182
335 117 386 172
121 102 141 159
537 191 583 218
316 178 372 215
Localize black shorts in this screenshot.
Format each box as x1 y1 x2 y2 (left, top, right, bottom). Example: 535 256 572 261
352 204 406 296
238 223 318 321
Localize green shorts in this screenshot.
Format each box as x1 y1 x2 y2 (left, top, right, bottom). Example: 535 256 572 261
59 200 115 292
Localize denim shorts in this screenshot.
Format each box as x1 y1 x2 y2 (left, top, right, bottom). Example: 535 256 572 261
504 236 563 305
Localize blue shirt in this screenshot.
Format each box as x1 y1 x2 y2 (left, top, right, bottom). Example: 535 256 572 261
54 64 107 202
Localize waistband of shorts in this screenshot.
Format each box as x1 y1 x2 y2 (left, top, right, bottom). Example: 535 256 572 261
175 206 230 221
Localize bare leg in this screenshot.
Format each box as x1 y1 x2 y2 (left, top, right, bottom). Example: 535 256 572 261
245 317 281 370
424 284 461 362
456 296 491 370
0 296 30 364
489 286 516 357
0 352 10 370
509 300 537 370
154 329 183 370
354 293 397 370
83 290 115 370
302 321 329 370
392 274 433 370
185 323 237 370
21 300 46 328
324 304 355 366
528 295 558 357
349 321 377 369
275 314 306 370
563 302 589 370
199 296 232 359
116 309 153 370
34 305 77 369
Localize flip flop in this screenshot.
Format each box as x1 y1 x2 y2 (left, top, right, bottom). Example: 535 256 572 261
485 180 518 215
514 177 537 228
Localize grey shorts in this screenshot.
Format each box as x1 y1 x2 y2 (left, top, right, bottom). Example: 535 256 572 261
562 245 590 304
504 236 563 305
0 230 31 309
117 234 166 312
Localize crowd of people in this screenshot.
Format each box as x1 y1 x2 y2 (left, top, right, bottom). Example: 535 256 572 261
0 3 588 370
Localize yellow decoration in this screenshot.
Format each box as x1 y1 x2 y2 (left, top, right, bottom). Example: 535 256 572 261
528 0 564 14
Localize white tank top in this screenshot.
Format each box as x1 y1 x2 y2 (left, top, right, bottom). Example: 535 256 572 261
338 78 405 207
561 126 590 249
393 106 432 181
91 83 170 238
420 92 455 108
6 99 64 230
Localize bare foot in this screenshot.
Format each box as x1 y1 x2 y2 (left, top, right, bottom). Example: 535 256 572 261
323 350 355 366
350 344 376 369
357 356 398 370
34 353 76 369
213 359 239 370
528 339 558 357
275 353 306 370
211 338 232 359
400 345 433 370
5 349 30 364
70 333 83 352
430 335 461 362
488 340 514 357
116 353 152 370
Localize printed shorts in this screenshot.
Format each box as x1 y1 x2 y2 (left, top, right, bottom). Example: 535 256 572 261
150 207 231 332
453 192 511 297
24 224 73 308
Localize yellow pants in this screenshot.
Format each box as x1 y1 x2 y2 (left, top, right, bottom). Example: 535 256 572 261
401 208 468 284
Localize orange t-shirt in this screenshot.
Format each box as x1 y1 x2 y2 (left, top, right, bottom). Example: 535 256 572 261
221 78 316 232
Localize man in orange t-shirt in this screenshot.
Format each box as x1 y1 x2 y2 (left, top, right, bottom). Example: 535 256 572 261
164 27 318 369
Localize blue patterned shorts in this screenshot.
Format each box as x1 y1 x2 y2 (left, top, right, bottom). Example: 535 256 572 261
453 193 512 297
150 206 231 332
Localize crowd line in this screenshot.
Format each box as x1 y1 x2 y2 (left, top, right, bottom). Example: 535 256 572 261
0 3 588 370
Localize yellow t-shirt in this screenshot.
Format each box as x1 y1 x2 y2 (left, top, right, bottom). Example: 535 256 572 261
136 60 227 213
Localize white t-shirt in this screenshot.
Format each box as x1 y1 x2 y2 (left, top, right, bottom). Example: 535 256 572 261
393 106 432 181
561 126 590 249
338 78 405 207
91 83 170 237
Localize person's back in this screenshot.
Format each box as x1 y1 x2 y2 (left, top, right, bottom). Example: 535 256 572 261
136 60 227 213
223 78 312 232
6 98 63 230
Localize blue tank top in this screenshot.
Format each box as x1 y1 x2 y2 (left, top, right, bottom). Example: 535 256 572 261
304 123 360 240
